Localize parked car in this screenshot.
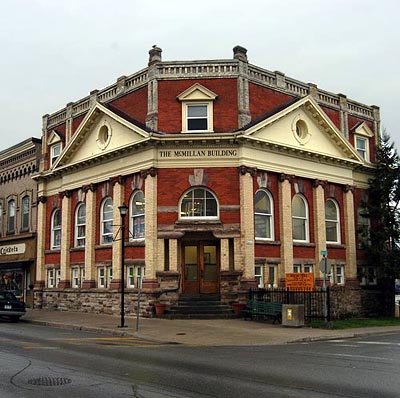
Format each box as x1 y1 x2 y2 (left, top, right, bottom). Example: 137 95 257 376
0 291 26 322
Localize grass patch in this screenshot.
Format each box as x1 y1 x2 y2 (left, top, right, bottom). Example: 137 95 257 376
310 318 400 329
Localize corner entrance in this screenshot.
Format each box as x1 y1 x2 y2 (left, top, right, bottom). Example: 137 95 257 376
182 242 219 295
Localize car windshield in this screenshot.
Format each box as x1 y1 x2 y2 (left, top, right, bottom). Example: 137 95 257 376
0 292 16 300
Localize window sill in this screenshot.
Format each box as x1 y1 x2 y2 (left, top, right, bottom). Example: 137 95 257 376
126 240 145 247
45 249 61 254
255 239 281 246
70 247 85 252
327 243 346 249
293 242 315 248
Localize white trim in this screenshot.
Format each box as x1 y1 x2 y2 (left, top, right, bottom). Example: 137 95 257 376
100 197 113 244
129 190 145 241
178 187 219 221
75 202 86 247
325 198 341 244
292 194 309 243
51 208 61 249
254 189 274 241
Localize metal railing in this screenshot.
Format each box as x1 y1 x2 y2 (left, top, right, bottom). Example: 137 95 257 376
248 287 330 322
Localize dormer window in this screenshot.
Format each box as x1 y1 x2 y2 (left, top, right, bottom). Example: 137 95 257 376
187 104 208 131
353 122 374 162
51 142 61 166
355 136 367 160
48 130 63 167
178 83 217 133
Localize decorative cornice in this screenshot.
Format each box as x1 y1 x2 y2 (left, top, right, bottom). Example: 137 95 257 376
141 167 158 179
82 183 98 193
278 173 294 183
109 175 125 186
343 184 356 193
60 190 71 199
38 196 47 204
238 166 257 176
312 179 328 188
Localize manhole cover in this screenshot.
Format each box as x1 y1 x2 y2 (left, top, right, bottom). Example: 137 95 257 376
28 377 72 386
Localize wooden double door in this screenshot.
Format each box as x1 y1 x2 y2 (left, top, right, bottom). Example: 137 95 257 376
182 241 219 295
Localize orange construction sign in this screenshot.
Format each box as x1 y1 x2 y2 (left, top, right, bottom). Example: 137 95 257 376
285 273 315 291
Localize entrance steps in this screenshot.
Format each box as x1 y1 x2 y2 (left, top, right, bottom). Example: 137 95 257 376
163 294 236 319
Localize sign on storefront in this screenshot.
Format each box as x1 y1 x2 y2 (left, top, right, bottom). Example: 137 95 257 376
0 243 26 256
285 273 315 291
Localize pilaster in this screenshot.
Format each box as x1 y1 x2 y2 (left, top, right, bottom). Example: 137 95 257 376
313 180 327 279
65 102 74 143
238 166 256 279
36 196 47 285
111 177 124 286
143 168 159 288
234 45 251 128
169 239 178 272
339 94 349 138
279 174 293 277
59 191 72 288
82 185 97 288
343 185 357 280
220 238 230 271
146 46 162 131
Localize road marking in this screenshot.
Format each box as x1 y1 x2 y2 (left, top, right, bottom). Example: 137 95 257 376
356 341 400 346
328 353 392 361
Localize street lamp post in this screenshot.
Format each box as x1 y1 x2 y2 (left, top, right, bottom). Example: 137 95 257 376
118 203 128 328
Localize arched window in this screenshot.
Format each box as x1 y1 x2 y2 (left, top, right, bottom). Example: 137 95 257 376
51 209 61 249
75 203 86 247
357 206 370 248
292 194 309 242
7 199 16 233
254 189 274 240
129 191 145 240
325 199 340 243
179 187 218 220
21 196 30 231
101 197 113 244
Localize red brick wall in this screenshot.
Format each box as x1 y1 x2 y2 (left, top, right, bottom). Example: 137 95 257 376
110 86 148 125
157 167 240 225
158 79 238 133
249 83 295 120
321 106 340 130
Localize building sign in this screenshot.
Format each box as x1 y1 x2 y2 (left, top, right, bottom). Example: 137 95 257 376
285 273 315 291
158 148 238 159
0 243 26 256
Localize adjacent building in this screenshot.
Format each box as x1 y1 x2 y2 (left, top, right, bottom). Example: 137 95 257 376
0 138 41 307
33 46 380 316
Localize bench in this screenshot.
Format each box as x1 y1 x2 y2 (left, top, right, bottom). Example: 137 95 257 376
243 300 282 324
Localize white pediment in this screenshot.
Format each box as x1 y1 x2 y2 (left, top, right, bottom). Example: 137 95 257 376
244 96 362 163
177 83 218 101
48 130 63 145
53 103 150 168
353 121 374 138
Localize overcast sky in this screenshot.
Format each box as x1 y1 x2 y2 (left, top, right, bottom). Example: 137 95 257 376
1 0 399 153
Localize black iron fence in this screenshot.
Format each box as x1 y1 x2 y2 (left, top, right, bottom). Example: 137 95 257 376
248 287 330 322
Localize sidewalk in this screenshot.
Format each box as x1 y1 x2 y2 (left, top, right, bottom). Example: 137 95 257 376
22 308 400 346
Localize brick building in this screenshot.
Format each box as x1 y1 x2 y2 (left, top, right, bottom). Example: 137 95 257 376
33 46 380 316
0 138 41 307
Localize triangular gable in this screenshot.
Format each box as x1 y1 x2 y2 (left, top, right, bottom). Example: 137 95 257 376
352 121 374 138
48 130 63 145
177 83 218 101
53 102 150 168
244 96 363 163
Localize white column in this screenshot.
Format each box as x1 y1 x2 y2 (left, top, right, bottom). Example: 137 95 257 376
279 174 293 278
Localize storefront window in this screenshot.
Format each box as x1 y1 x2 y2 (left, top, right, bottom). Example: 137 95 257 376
0 270 24 296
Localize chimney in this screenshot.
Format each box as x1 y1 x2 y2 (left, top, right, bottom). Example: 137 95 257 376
148 45 162 66
233 45 248 62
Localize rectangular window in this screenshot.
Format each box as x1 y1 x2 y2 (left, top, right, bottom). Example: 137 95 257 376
336 265 344 285
22 196 30 231
48 269 55 288
187 104 208 131
51 143 61 166
127 265 144 288
107 267 113 288
304 264 313 273
80 268 85 287
72 268 79 288
98 267 105 288
267 265 278 288
56 269 61 287
357 266 377 286
293 264 302 273
254 265 264 288
356 137 367 160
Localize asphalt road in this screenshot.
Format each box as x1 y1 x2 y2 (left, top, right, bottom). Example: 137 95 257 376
0 320 399 397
